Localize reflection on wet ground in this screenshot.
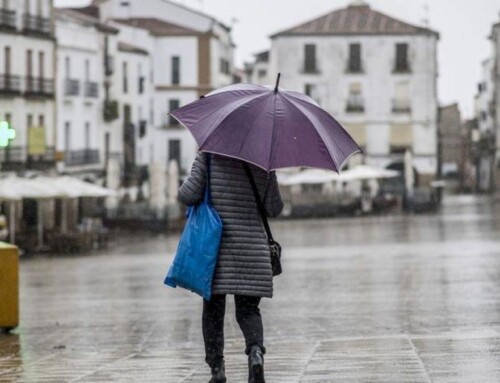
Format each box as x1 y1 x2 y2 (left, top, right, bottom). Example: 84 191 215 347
1 195 500 382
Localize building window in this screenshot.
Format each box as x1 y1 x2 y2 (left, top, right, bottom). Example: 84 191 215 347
27 114 33 128
123 62 128 93
305 84 313 97
304 44 317 73
168 139 181 166
38 51 44 79
85 59 90 82
26 50 33 79
138 63 144 94
38 114 44 127
64 122 71 153
305 83 320 104
258 69 267 79
150 98 154 125
348 43 362 73
395 43 410 72
65 57 70 78
346 82 363 112
4 46 11 75
85 122 90 149
169 99 180 125
219 58 225 74
171 56 180 85
393 81 411 113
218 58 230 75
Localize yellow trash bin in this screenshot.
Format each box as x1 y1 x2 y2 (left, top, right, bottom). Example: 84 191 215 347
0 242 19 331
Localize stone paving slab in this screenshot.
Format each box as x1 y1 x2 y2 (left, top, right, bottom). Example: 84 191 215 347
1 196 500 382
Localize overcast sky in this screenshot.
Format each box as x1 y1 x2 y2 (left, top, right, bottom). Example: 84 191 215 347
56 0 500 118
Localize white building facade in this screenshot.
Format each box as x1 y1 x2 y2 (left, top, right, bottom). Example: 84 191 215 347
0 0 56 172
250 1 439 185
475 58 496 192
95 0 235 175
55 9 108 178
475 20 500 193
490 22 500 192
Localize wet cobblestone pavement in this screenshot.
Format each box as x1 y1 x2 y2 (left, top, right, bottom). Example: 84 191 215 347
1 195 500 382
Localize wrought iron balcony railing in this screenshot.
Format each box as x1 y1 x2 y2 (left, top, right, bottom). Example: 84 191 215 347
0 8 16 30
346 96 364 112
84 81 98 98
0 146 56 171
64 78 80 96
23 13 51 36
392 99 411 113
25 77 55 97
65 149 100 166
0 74 21 94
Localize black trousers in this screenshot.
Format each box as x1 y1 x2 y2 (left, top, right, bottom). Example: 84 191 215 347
202 294 266 367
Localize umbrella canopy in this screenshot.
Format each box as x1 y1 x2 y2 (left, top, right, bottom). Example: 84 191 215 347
170 76 362 172
338 165 400 181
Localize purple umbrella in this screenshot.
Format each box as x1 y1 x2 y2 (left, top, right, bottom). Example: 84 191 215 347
170 74 362 172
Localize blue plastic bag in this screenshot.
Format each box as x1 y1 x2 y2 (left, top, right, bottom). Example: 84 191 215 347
164 154 222 300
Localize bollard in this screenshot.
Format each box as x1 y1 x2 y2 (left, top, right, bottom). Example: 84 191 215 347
0 242 19 332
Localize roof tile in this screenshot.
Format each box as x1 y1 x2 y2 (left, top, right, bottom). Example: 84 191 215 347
272 4 438 38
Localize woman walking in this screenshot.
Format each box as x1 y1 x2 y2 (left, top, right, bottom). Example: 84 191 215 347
178 152 283 383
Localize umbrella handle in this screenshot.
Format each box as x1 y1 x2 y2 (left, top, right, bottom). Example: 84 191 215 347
274 73 281 93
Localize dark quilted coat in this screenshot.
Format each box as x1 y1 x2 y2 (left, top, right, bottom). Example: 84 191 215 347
178 152 283 298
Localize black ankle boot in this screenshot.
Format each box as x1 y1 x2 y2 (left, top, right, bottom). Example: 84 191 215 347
208 359 226 383
248 346 265 383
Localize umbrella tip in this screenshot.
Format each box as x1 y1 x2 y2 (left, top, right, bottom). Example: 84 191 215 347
274 73 281 93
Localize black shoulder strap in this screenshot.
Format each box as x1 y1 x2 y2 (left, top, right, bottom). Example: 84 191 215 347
242 162 274 242
204 152 212 203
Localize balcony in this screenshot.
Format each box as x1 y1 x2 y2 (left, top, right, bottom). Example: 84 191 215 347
0 8 16 30
392 99 411 114
346 96 364 113
104 55 114 76
346 62 363 74
25 77 55 98
23 14 51 37
0 146 55 171
103 100 119 122
393 62 411 74
64 78 80 96
0 74 21 95
65 149 100 167
84 81 99 98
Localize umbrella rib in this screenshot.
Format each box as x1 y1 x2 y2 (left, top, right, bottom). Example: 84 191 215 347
279 95 338 171
283 95 363 172
172 91 265 137
290 96 363 154
235 95 273 157
198 92 270 149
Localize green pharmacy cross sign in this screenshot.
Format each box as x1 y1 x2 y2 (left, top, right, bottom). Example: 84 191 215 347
0 120 15 148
